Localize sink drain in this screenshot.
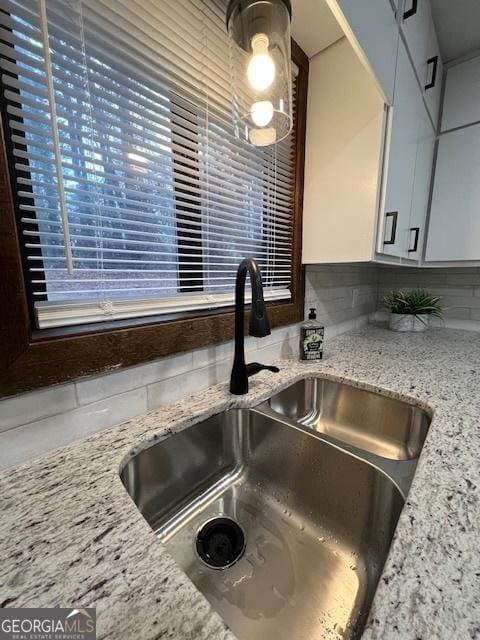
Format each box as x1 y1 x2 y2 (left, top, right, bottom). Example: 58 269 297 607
195 517 246 569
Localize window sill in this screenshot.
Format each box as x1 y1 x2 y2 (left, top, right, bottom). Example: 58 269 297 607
2 297 304 397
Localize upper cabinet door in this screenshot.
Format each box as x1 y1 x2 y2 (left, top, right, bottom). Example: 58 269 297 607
423 14 443 125
408 103 435 260
401 0 443 126
425 125 480 262
442 57 480 131
379 40 421 258
400 0 430 83
326 0 399 105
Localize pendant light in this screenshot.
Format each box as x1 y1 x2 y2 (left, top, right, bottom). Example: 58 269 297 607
226 0 293 147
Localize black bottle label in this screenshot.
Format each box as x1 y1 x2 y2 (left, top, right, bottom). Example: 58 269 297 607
301 327 324 361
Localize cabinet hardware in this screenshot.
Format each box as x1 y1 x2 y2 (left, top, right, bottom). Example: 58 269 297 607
425 56 438 90
384 211 398 245
408 227 420 253
403 0 417 20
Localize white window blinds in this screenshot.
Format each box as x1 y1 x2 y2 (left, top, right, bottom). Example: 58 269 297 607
0 0 297 328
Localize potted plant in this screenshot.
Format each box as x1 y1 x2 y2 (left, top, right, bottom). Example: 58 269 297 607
383 289 443 332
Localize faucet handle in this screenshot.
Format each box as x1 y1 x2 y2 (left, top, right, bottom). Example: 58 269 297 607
246 362 280 377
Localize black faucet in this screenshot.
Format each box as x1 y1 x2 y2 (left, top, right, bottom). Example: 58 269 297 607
230 258 280 395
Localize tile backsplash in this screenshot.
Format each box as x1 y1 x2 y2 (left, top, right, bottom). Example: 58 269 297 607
377 266 480 330
1 262 479 470
306 263 379 328
0 326 297 470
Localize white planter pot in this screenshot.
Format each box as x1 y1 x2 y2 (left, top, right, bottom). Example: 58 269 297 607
389 314 429 332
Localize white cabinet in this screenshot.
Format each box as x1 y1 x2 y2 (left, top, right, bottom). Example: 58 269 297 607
423 19 443 125
400 0 443 125
301 0 447 266
401 0 430 84
378 41 422 258
408 104 435 260
303 7 434 266
425 55 480 263
442 56 480 131
326 0 399 105
425 125 480 262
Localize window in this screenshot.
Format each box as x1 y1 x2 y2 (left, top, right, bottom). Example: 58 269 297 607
1 0 298 329
0 0 307 396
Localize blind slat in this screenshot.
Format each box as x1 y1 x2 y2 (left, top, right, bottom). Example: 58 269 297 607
8 118 293 204
23 216 292 245
4 78 294 184
34 287 291 328
19 191 293 232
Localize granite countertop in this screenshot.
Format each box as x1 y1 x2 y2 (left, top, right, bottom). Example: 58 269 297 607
0 326 479 639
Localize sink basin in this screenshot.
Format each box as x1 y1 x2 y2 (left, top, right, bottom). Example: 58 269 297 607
121 407 405 640
268 378 431 460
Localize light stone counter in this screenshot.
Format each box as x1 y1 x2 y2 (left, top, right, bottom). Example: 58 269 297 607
0 327 479 639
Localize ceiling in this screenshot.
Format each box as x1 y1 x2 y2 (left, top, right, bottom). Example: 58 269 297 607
291 0 480 64
291 0 343 59
430 0 480 63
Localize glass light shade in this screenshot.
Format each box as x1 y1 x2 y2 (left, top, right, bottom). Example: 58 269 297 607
226 0 292 147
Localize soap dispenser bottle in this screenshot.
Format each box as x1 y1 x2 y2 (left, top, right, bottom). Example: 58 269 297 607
300 308 324 361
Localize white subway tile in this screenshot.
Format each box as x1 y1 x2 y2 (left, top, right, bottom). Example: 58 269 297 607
370 310 389 323
353 292 376 309
443 307 471 320
306 285 350 303
378 268 450 286
246 336 298 363
427 286 474 298
192 336 257 369
306 264 335 273
446 273 480 286
147 361 231 409
76 352 194 405
442 296 480 309
316 296 353 315
259 323 300 347
435 317 480 331
324 314 369 340
0 387 148 470
0 385 77 433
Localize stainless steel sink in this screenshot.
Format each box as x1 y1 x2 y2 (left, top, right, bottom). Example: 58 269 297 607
121 404 408 640
268 377 431 460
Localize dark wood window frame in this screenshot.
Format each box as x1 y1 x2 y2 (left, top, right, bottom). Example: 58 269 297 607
0 40 308 397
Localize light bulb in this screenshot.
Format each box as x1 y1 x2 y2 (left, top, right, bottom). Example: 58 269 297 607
247 33 275 91
250 100 274 127
249 127 277 146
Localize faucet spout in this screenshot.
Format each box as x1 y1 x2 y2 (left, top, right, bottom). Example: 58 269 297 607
230 258 278 395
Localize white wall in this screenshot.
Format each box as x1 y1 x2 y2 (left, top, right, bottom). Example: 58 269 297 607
302 37 385 263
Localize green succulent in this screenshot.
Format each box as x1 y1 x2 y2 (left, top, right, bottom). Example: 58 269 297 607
383 289 444 322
